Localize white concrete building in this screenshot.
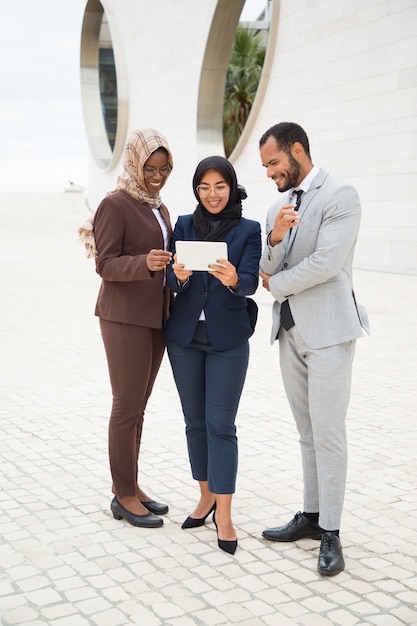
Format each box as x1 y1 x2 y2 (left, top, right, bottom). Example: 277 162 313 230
80 0 417 275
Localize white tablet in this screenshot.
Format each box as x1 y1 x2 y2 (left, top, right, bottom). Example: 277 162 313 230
175 240 228 271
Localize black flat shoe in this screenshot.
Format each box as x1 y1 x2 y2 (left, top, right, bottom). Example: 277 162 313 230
182 503 216 529
318 531 345 576
111 497 163 528
141 500 169 515
213 511 237 555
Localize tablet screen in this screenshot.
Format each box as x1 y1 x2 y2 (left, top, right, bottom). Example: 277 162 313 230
175 240 228 271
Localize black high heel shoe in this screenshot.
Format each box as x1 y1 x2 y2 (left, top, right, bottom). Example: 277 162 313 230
212 511 237 555
181 503 216 529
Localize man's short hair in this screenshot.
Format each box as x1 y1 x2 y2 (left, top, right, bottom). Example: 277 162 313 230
259 122 310 158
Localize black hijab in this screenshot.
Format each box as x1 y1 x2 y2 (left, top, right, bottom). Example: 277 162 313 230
192 156 247 241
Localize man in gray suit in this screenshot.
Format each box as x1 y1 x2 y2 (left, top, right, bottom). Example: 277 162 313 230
258 122 369 576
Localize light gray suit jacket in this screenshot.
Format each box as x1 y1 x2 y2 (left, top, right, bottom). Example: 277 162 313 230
260 169 369 349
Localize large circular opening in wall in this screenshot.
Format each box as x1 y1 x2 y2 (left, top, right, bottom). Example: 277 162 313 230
197 0 277 160
80 0 128 169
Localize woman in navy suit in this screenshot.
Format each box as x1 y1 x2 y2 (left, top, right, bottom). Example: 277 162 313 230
165 156 261 554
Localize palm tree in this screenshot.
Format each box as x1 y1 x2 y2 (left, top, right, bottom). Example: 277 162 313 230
223 27 266 157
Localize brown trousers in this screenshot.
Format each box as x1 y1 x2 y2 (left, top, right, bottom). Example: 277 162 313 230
100 319 165 496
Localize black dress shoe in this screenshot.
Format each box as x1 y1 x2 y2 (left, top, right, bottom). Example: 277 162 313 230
262 511 322 542
111 497 163 528
182 503 216 529
318 531 345 576
141 500 169 515
213 511 237 555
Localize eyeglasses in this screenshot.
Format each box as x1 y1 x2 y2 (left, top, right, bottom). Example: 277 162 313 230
143 165 171 177
196 183 229 197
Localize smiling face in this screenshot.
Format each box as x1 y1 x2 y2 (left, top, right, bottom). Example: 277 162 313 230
260 135 305 193
143 149 171 194
196 168 230 214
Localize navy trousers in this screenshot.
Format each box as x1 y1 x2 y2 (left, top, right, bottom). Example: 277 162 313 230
167 322 249 494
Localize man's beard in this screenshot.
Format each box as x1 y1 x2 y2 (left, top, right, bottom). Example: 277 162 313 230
278 153 301 192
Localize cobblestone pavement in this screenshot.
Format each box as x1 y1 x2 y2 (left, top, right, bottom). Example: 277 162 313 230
1 192 416 626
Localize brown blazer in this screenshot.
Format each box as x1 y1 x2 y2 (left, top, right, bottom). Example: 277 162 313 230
93 190 172 329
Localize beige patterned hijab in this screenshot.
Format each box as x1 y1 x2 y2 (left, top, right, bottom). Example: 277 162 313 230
116 127 173 207
78 128 173 258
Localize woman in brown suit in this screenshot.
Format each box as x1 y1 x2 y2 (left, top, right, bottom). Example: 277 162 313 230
93 128 173 528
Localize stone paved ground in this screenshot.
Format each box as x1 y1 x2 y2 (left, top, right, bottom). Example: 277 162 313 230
0 192 416 626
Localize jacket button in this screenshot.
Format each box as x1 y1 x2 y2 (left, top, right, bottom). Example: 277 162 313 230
203 292 208 297
283 263 288 268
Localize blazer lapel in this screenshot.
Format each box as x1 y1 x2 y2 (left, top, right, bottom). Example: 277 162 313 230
287 192 316 249
286 170 328 252
223 224 238 247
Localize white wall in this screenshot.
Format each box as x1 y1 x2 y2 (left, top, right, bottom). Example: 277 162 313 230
85 0 417 275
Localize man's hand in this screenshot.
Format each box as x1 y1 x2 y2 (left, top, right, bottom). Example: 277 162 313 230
269 203 300 246
259 269 271 292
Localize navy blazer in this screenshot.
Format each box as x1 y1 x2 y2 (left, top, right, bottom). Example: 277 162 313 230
165 214 262 350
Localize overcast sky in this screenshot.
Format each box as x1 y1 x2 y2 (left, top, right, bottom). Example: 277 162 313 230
0 0 267 193
0 1 88 192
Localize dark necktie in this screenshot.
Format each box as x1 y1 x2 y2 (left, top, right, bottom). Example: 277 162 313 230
280 190 303 331
294 189 303 211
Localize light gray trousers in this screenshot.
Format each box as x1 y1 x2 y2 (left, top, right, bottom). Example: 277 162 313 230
279 325 356 531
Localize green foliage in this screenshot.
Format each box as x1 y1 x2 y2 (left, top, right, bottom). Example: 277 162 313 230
223 27 266 157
